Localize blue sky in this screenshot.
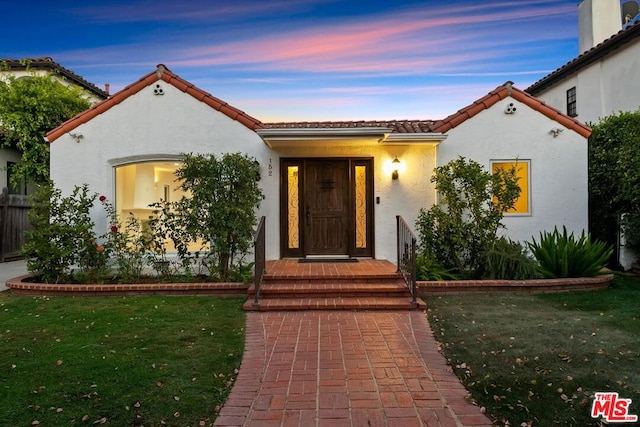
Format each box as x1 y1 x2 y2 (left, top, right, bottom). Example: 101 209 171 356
5 0 583 122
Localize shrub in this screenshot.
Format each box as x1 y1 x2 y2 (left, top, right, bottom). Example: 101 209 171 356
480 237 539 280
416 253 462 281
528 226 613 278
174 153 264 281
23 183 106 283
416 156 521 277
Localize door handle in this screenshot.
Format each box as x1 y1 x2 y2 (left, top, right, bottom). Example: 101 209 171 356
306 204 310 223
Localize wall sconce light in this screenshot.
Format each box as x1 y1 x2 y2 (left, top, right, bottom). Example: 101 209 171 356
549 128 564 137
69 132 84 143
392 156 401 180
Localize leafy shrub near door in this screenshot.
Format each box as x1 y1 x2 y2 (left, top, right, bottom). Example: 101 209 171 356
416 156 521 278
528 226 613 278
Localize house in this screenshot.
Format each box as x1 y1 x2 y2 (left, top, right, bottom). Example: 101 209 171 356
527 0 640 269
47 65 590 262
526 0 640 124
0 57 109 194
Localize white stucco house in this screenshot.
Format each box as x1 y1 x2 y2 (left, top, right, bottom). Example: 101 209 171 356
47 65 590 262
527 0 640 269
0 57 108 194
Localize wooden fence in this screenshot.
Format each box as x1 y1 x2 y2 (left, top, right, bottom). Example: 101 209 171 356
0 187 31 262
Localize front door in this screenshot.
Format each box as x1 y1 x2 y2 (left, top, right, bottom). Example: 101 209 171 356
280 158 374 258
304 160 350 255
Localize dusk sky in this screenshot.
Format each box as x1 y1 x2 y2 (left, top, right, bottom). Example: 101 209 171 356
6 0 584 122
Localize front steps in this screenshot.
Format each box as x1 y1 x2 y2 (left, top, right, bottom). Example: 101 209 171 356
243 271 426 311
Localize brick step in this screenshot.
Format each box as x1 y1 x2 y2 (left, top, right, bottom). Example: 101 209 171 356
248 282 412 299
243 296 427 311
261 273 402 285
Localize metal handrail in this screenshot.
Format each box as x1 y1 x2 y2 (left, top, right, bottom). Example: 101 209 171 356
253 216 266 306
396 215 417 306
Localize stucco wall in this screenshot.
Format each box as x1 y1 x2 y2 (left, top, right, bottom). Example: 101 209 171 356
50 83 280 259
274 144 437 261
534 41 640 124
436 97 589 245
50 81 438 261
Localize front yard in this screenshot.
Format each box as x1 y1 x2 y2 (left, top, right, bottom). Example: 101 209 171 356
0 294 245 426
427 275 640 426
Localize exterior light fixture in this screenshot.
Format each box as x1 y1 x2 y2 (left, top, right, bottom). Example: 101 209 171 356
392 156 401 180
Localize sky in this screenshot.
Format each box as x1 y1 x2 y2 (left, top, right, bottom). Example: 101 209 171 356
5 0 585 122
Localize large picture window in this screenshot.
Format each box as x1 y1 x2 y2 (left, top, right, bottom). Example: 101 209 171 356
492 160 530 215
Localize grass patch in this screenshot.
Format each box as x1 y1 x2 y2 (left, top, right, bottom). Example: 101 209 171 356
426 276 640 426
0 293 245 426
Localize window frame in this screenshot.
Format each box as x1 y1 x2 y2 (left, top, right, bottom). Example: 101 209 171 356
491 159 531 217
566 86 577 117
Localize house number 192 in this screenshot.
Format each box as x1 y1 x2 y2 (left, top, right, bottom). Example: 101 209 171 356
268 158 273 176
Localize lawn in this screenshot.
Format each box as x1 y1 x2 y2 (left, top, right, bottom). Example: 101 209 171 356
426 275 640 426
0 293 246 426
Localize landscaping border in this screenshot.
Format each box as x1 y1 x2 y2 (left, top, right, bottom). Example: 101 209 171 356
6 275 249 297
7 274 615 297
418 274 615 296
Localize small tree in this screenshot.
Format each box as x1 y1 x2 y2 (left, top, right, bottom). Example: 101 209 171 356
174 153 264 281
0 65 91 185
589 110 640 264
416 156 521 277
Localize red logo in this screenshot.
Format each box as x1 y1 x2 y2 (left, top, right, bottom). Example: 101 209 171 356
591 392 638 423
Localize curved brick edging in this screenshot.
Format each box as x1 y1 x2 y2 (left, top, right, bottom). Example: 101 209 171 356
6 275 249 297
418 274 615 296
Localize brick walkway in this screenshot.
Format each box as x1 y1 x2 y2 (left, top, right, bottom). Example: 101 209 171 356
215 311 492 426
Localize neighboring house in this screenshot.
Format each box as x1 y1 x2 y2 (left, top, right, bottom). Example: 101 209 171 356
47 65 590 262
0 57 109 194
527 0 640 268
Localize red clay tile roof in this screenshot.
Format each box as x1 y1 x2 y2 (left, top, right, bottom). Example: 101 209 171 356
1 57 109 99
262 120 436 133
431 82 591 138
526 21 640 95
46 64 263 142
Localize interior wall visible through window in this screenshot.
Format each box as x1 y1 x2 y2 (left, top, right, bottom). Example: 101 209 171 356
491 160 530 215
114 161 187 251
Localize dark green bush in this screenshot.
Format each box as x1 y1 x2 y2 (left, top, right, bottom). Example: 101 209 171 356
528 226 613 278
415 253 462 281
481 237 539 280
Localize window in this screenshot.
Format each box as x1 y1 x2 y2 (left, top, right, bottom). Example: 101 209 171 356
114 161 195 251
566 87 577 117
6 162 26 195
492 160 530 215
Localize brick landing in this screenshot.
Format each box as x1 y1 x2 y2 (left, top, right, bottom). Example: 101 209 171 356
215 311 492 426
245 260 427 311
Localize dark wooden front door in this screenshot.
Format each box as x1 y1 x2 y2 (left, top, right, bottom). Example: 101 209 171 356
304 160 350 255
280 158 374 258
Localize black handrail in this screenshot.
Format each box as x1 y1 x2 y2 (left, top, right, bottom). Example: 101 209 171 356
253 216 266 306
396 215 417 306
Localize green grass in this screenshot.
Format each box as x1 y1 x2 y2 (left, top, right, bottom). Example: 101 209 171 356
426 275 640 426
0 294 246 426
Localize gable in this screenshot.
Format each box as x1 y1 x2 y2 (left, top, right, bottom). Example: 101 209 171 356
432 82 591 138
47 64 263 142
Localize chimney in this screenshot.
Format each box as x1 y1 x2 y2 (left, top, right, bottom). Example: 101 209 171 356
104 83 110 95
578 0 623 53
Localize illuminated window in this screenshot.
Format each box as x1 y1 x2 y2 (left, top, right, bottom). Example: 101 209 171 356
492 160 530 215
114 161 190 251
